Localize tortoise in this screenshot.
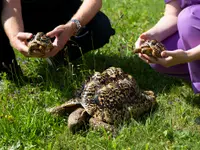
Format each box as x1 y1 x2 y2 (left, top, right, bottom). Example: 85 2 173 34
46 67 157 134
27 32 53 57
133 39 166 60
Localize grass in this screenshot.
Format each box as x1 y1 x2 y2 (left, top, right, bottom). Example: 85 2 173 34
1 0 200 149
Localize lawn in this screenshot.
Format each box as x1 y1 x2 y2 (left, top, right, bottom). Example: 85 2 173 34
1 0 200 149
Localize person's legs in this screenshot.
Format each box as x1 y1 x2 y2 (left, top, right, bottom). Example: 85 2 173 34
65 11 115 61
21 0 81 66
177 4 200 93
22 1 115 64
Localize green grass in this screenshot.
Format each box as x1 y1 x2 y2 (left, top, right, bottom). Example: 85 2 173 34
1 0 200 149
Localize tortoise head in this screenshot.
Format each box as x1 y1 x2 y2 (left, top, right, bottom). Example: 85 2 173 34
132 48 142 54
68 108 90 133
80 80 100 116
140 90 157 112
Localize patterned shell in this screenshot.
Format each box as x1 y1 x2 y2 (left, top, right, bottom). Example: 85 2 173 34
133 39 166 58
65 67 156 124
28 32 53 57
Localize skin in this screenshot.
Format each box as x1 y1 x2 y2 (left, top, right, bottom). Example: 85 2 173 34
2 0 102 58
135 0 200 68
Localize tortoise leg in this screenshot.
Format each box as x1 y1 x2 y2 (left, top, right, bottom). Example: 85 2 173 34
89 117 115 133
142 90 157 109
143 90 155 98
68 108 91 134
141 47 152 56
46 98 82 116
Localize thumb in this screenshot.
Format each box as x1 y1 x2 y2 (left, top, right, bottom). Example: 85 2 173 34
161 51 176 57
17 32 32 40
135 33 148 48
139 33 149 40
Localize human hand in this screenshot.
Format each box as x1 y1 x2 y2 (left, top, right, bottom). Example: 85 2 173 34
46 22 76 57
138 49 189 67
10 32 33 57
135 30 159 49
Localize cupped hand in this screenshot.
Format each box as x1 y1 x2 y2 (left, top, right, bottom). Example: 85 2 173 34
45 22 75 57
10 32 33 57
138 49 189 67
135 31 158 49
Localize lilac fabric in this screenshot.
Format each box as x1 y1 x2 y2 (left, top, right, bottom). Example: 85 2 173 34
165 0 200 8
151 2 200 94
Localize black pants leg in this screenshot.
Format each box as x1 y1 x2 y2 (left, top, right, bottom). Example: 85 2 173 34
0 1 115 73
65 11 115 61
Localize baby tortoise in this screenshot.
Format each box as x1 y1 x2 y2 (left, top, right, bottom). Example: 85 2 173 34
28 32 53 57
133 39 166 59
46 67 157 134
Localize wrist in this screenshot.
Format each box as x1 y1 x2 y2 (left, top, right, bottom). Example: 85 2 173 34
66 21 77 36
145 29 160 41
185 50 192 62
186 46 200 62
69 19 82 36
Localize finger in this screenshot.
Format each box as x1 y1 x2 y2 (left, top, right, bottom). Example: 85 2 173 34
21 51 29 57
164 56 173 62
161 50 176 57
144 56 158 64
45 38 59 57
45 47 60 57
52 37 65 51
139 33 148 40
46 27 64 38
135 40 141 49
18 43 29 53
138 53 152 63
17 32 32 40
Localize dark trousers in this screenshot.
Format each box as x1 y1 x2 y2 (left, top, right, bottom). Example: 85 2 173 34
0 0 115 74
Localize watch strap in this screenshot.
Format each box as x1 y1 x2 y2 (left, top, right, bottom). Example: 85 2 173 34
70 19 82 35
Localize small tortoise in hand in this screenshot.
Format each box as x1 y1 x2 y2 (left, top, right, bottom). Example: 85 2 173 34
46 67 157 134
133 39 166 59
28 32 53 57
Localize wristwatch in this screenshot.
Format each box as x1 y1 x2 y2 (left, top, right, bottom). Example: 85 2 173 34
70 19 82 36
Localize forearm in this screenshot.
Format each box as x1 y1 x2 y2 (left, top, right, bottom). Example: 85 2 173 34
146 0 181 41
186 45 200 62
71 0 102 26
148 15 178 41
1 0 24 40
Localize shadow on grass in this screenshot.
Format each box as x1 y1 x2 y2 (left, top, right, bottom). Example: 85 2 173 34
184 94 200 108
82 52 183 94
31 51 183 97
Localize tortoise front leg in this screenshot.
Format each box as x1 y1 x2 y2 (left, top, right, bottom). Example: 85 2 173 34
46 98 82 116
68 108 91 134
89 118 115 133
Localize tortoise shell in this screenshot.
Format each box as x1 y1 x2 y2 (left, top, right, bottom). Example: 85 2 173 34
133 39 166 59
47 67 156 133
28 32 53 57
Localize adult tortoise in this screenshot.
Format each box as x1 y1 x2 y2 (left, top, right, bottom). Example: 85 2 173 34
47 67 157 133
